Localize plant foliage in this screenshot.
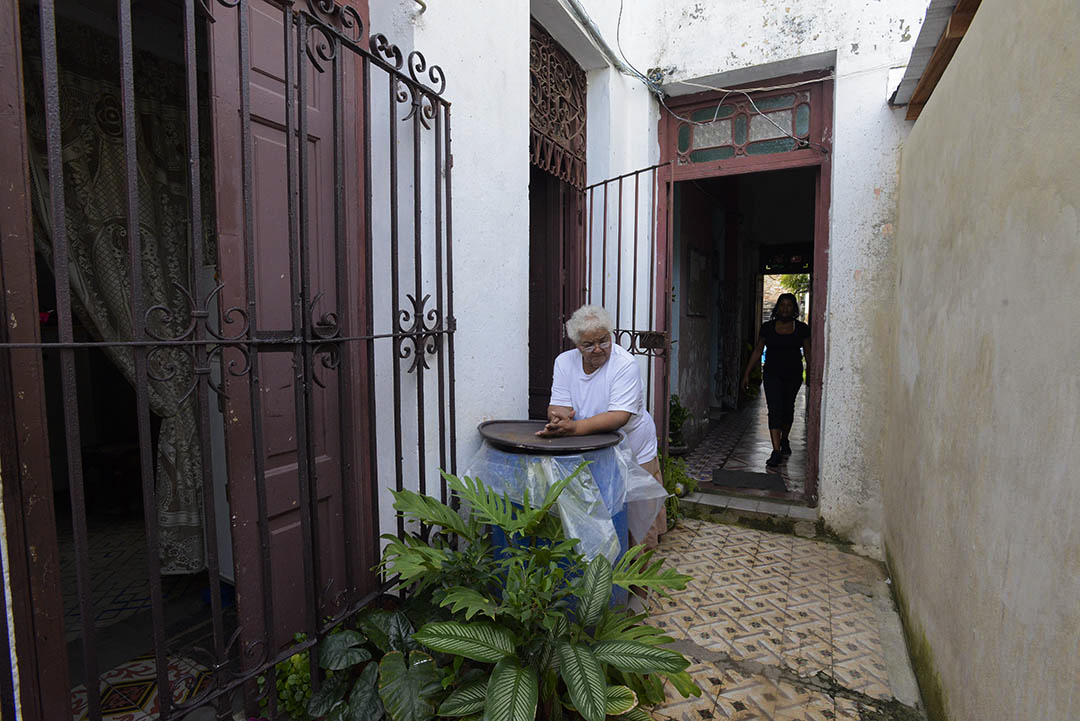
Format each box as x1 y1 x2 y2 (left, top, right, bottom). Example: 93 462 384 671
376 466 700 721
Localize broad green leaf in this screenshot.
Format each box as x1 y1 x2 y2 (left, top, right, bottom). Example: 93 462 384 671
590 641 690 674
386 611 420 653
576 555 613 628
307 672 350 717
326 701 350 721
603 685 637 715
378 534 448 584
392 488 478 541
378 651 443 721
349 661 385 721
360 609 420 654
665 669 703 698
437 586 498 621
484 658 539 721
437 679 487 717
611 545 692 594
556 641 606 721
413 621 515 663
319 630 372 670
614 707 653 721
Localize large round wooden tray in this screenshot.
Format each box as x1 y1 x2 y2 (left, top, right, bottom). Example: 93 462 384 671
477 420 623 454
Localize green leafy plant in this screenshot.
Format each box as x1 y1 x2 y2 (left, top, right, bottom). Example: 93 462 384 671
379 466 702 721
667 394 692 448
659 454 696 523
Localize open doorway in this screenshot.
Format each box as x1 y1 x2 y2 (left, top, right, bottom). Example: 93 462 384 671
670 165 819 501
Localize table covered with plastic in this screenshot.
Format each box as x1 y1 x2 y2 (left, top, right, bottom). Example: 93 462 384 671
462 437 667 564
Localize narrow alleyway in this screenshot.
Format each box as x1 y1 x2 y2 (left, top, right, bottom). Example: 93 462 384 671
645 519 924 721
685 389 808 496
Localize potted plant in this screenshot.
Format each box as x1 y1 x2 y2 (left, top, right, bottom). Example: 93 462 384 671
667 395 691 455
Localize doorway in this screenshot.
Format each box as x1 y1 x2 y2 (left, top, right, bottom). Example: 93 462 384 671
670 166 821 501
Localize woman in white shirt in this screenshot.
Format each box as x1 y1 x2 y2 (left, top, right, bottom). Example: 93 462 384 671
536 305 666 547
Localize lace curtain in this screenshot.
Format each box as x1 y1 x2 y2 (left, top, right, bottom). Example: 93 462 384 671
22 16 209 574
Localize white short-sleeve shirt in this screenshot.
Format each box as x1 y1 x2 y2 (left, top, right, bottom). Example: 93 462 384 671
549 343 659 464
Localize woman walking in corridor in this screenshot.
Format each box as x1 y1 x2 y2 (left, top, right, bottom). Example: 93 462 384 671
741 293 811 468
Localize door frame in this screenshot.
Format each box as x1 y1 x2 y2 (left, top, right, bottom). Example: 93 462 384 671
659 70 833 504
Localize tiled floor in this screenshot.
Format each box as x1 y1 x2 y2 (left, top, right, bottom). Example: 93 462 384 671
70 654 212 721
685 388 808 494
646 519 922 721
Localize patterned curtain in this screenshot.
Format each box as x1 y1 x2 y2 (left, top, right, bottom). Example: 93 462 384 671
22 16 208 574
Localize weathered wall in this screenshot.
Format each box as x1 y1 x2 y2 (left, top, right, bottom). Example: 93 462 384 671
884 0 1080 719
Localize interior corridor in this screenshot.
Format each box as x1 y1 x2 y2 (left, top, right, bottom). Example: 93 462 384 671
684 387 808 498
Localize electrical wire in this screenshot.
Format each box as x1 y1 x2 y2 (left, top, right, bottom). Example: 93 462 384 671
614 0 832 154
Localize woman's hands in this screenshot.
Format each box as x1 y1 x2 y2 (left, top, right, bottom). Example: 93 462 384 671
536 407 576 437
535 407 631 437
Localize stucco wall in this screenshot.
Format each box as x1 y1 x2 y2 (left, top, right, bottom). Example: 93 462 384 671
884 0 1080 718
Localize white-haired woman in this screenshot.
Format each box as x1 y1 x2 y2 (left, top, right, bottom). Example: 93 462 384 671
536 304 666 547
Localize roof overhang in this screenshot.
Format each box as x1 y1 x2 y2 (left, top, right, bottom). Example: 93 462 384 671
890 0 982 120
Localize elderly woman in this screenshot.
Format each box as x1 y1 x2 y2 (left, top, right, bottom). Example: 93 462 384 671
536 304 666 547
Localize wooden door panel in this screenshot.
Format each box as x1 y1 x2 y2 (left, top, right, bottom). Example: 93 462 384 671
210 0 353 652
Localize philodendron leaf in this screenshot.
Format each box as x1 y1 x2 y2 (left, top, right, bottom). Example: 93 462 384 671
437 679 488 717
484 658 539 721
590 640 690 674
391 488 477 541
576 555 613 628
378 651 443 721
307 672 350 717
437 586 498 621
349 661 385 721
556 641 606 721
413 621 515 663
602 685 638 716
319 630 372 670
611 545 692 594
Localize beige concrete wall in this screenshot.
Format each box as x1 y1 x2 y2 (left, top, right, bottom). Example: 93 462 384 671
884 0 1080 719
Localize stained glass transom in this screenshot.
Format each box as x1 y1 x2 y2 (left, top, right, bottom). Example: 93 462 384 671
676 91 812 165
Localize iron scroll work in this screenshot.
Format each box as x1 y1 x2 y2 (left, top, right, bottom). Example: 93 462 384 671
530 19 587 189
6 1 455 720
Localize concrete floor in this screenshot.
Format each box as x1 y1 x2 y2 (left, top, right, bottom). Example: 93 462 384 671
644 519 924 721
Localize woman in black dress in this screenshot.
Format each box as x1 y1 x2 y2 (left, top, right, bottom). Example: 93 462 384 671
741 293 811 467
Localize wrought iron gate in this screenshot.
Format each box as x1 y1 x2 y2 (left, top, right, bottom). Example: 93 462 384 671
583 162 675 454
0 0 454 718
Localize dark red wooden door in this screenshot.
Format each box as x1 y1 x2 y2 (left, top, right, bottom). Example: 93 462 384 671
208 0 366 652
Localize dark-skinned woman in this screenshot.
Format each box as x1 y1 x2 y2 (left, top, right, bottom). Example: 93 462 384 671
741 293 811 468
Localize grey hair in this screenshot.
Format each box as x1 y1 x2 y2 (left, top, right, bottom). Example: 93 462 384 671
565 305 614 344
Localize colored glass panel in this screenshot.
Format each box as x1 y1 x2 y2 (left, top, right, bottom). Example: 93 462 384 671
753 93 796 111
689 146 736 162
745 138 799 155
678 124 690 152
694 120 733 148
749 110 793 141
691 105 736 122
795 103 810 136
